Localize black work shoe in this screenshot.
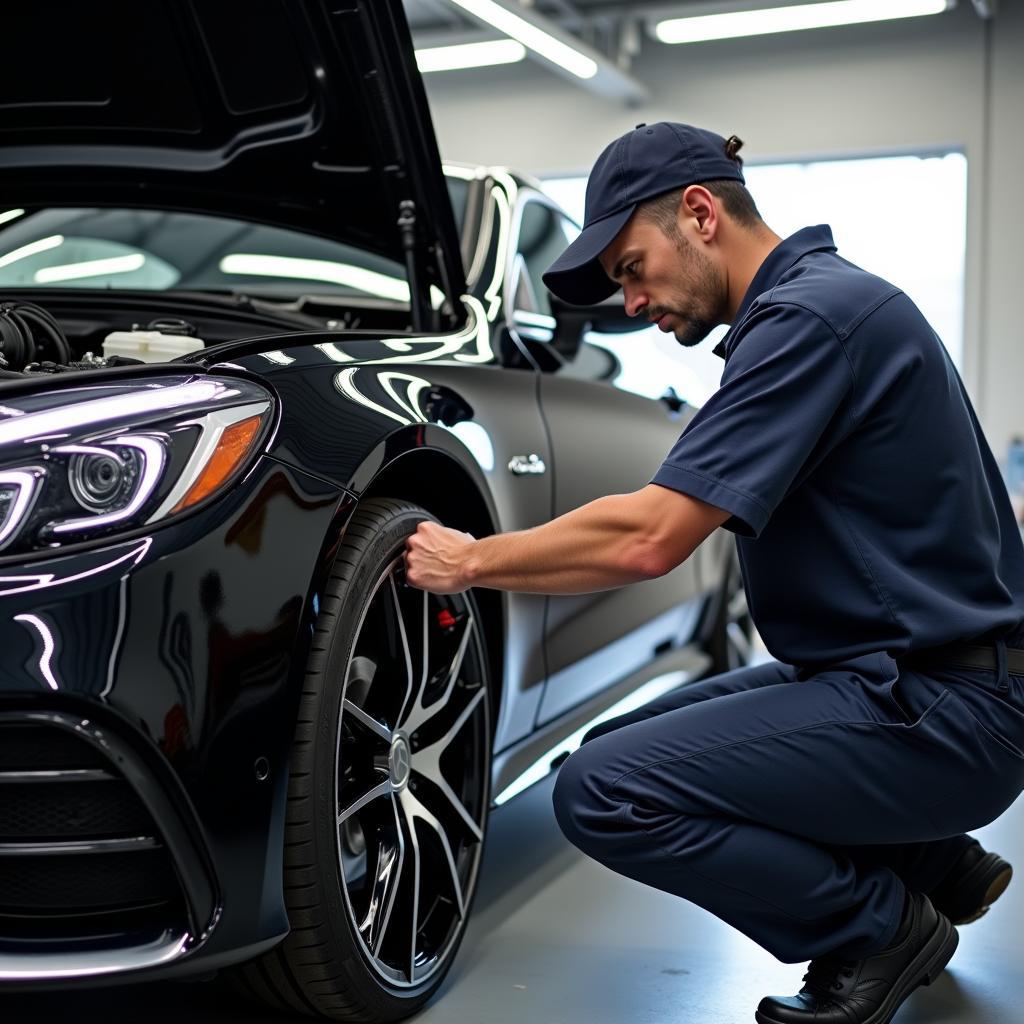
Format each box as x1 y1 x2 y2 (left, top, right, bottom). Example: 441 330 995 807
755 892 958 1024
927 840 1013 925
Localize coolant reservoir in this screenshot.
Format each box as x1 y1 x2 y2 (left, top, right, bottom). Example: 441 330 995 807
102 329 205 363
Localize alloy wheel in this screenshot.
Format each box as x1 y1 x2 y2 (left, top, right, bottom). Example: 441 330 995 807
334 557 489 989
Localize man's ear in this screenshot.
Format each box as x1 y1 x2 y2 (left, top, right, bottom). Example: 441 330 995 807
681 184 718 240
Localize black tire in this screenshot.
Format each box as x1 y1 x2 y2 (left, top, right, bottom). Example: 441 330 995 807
708 543 755 675
230 498 492 1021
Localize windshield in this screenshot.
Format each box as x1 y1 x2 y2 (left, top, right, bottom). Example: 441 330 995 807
0 178 469 304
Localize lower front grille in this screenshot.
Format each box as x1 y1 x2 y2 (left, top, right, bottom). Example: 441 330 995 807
0 726 108 771
0 848 180 912
0 847 183 940
0 722 188 943
0 779 156 840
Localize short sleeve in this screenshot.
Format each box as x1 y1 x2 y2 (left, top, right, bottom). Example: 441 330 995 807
652 303 855 537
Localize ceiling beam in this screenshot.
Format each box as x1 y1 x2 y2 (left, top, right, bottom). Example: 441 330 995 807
439 0 649 104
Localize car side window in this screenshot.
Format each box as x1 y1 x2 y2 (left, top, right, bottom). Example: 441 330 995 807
512 200 576 318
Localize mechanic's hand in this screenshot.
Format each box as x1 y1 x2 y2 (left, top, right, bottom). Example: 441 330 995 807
404 521 476 594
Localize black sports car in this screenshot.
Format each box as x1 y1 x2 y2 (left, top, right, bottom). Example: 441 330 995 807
0 1 749 1019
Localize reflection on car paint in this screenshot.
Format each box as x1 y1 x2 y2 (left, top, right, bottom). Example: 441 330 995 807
494 666 700 807
101 573 130 697
332 366 498 474
271 295 497 371
13 612 59 691
333 369 416 428
259 350 296 365
443 421 495 472
485 183 515 319
0 536 151 597
378 373 434 423
314 342 356 363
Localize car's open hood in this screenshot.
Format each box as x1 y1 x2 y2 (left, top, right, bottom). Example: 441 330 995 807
0 0 464 326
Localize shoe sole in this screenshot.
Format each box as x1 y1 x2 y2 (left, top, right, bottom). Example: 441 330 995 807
754 913 959 1024
948 858 1012 926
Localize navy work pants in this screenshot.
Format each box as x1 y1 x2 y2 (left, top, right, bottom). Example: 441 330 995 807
552 646 1024 963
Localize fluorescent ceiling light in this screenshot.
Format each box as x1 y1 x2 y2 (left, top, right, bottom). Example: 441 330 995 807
446 0 598 79
0 209 26 227
655 0 953 44
35 253 146 283
416 38 526 72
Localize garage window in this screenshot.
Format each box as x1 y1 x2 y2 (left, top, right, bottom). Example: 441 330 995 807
542 151 968 403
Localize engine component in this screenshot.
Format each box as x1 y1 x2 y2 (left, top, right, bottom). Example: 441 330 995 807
0 301 74 369
103 328 205 364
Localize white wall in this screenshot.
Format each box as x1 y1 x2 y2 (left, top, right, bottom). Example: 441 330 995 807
421 2 1023 461
981 0 1024 469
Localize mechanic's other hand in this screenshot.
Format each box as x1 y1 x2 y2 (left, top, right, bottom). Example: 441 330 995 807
404 521 476 594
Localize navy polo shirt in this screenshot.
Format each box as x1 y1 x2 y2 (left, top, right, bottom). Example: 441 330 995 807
653 225 1024 670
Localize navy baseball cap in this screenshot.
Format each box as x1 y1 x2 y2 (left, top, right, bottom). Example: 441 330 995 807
542 123 745 306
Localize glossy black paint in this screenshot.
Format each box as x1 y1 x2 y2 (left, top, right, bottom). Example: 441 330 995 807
207 316 556 752
0 450 350 979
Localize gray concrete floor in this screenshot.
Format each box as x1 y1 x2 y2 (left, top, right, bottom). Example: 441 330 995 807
2 771 1021 1024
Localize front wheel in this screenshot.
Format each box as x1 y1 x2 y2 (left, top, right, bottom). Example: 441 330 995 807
233 498 492 1021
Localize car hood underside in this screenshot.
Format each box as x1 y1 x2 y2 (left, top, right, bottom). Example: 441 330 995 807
0 0 464 301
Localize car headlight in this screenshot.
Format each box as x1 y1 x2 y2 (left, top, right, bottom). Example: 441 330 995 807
0 375 273 556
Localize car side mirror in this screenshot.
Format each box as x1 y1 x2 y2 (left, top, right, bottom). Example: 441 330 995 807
549 294 635 360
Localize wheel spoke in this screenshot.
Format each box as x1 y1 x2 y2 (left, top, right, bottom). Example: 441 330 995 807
388 574 417 724
397 790 423 984
402 787 465 919
412 688 486 842
403 612 474 736
396 583 428 729
337 778 391 827
414 687 485 769
359 795 405 955
343 699 393 743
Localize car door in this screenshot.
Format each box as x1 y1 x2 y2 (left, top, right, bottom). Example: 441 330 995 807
506 193 718 726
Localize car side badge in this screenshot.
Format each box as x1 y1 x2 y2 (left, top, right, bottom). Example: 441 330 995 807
508 454 546 476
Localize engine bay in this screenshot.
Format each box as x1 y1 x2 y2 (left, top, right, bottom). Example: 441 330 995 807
0 291 412 378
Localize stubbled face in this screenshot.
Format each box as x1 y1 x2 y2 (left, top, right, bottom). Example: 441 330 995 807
599 214 728 347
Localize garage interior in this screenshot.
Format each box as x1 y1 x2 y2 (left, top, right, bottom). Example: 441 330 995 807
3 1 1022 1022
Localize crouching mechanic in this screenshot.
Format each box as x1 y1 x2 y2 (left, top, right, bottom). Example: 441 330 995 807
403 122 1024 1024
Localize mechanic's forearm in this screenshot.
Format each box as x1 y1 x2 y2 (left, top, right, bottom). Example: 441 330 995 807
462 493 662 594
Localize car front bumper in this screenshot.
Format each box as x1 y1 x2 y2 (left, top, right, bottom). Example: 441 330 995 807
0 453 352 987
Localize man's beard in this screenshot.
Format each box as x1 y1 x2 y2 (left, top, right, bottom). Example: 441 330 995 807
656 231 726 348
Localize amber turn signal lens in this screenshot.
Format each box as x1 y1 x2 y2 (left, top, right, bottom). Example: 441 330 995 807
170 415 263 514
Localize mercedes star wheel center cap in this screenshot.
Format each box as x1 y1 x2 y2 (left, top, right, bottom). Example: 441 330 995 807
389 734 412 791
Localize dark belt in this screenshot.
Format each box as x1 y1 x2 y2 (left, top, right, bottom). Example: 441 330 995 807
899 640 1024 676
